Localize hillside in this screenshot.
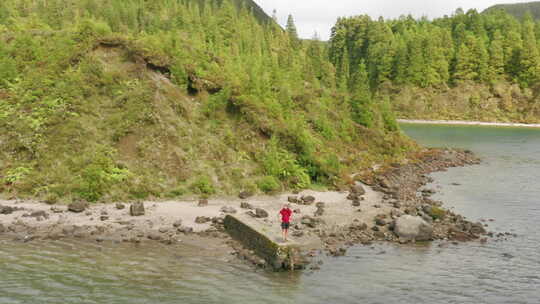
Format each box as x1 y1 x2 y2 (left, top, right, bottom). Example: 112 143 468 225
0 0 413 203
330 8 540 123
483 1 540 19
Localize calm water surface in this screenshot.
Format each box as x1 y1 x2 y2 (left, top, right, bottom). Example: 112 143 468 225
1 123 539 304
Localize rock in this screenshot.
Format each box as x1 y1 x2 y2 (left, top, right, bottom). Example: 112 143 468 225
100 215 109 221
0 223 5 233
350 184 366 195
314 207 324 217
375 218 387 226
23 210 49 219
346 193 359 201
288 196 299 204
198 199 208 207
177 226 194 234
130 202 145 216
220 206 237 214
315 202 325 208
470 222 486 235
393 215 433 241
371 226 380 232
245 211 256 217
50 206 64 213
240 202 253 209
67 202 87 213
255 208 268 218
115 203 125 210
392 202 402 209
147 233 162 241
301 216 317 228
238 191 253 199
301 195 316 204
172 220 183 228
352 200 361 207
158 227 169 233
292 230 304 237
195 216 211 224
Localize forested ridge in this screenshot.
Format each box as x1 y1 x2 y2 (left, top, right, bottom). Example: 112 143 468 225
0 0 412 202
484 1 540 20
330 8 540 122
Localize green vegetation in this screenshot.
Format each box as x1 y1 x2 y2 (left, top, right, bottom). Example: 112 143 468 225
484 1 540 20
0 0 413 202
329 8 540 122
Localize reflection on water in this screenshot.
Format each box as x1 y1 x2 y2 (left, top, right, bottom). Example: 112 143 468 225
1 123 540 304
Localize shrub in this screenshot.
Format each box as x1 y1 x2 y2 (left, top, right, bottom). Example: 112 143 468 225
190 176 216 195
257 176 281 193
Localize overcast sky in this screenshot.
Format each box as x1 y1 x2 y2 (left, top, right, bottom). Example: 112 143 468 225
253 0 535 40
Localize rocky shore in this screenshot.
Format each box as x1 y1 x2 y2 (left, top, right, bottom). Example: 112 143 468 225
0 148 506 271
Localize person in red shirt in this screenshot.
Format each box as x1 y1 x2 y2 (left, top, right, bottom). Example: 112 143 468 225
279 203 293 242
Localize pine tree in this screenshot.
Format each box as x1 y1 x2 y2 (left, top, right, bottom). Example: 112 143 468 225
349 60 374 127
519 13 540 86
286 14 300 48
488 30 505 79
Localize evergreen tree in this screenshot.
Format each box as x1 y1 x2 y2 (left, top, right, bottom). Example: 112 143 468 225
349 61 374 127
519 14 540 86
286 14 300 48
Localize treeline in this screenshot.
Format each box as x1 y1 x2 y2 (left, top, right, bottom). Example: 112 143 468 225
0 0 410 201
484 1 540 20
329 8 540 91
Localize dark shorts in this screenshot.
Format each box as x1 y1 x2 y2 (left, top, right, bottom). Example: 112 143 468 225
281 222 290 230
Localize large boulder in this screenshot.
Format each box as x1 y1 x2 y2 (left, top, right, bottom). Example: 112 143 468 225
130 202 145 216
68 202 87 213
393 215 433 241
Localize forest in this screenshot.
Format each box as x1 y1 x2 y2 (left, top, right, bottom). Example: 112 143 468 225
329 8 540 122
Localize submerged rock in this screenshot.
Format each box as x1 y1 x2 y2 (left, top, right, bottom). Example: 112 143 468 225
393 215 433 241
115 203 125 210
198 199 208 207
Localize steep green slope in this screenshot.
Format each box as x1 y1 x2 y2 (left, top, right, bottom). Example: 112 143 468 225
0 0 413 202
329 9 540 123
484 1 540 20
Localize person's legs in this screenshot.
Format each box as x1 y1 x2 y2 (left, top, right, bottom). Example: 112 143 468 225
284 228 288 241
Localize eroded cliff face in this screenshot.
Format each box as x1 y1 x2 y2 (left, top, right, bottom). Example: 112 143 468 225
385 81 540 123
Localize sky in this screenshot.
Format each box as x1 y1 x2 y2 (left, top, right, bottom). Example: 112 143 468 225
253 0 536 40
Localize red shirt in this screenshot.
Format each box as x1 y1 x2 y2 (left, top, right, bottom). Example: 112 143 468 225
280 208 292 223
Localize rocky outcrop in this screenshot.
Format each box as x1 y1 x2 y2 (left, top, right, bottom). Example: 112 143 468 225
255 208 268 218
393 215 433 241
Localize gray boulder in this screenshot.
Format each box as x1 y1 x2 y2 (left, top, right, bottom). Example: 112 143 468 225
68 202 87 213
255 208 268 218
393 215 433 241
130 202 145 216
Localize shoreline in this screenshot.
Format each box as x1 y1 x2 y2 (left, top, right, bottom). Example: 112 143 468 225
0 148 502 270
398 119 540 128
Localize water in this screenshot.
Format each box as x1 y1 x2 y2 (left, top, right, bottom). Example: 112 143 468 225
1 123 539 304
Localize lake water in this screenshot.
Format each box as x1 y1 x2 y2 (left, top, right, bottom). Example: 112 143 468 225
1 123 539 304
